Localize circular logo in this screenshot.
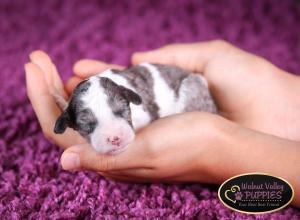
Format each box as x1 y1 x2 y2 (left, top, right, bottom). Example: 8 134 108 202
218 173 294 214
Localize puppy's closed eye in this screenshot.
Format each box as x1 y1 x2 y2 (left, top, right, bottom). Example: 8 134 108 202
76 109 97 134
114 109 128 118
77 111 91 123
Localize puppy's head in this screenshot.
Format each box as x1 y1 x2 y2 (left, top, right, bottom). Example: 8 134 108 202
54 76 142 154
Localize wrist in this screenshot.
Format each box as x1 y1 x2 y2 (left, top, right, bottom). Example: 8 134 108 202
208 118 300 184
206 120 261 184
195 115 240 184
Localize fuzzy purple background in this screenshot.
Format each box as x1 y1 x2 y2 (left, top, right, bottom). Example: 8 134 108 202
0 0 300 219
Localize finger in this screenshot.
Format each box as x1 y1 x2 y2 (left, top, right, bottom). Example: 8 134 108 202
29 50 68 99
73 59 124 78
61 145 117 171
65 76 82 95
52 64 68 99
25 62 86 149
131 40 231 73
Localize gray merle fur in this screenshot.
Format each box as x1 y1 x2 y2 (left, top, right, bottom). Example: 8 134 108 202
54 80 98 137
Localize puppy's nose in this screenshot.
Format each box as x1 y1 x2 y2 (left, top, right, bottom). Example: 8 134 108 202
107 136 121 146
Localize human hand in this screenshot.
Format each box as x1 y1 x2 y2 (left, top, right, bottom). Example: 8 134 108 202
25 45 300 207
24 51 231 183
59 40 300 179
26 42 300 177
60 111 233 183
25 51 87 149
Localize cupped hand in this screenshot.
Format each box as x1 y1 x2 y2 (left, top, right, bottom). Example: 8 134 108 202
25 50 232 183
25 40 300 184
25 51 88 149
60 111 232 183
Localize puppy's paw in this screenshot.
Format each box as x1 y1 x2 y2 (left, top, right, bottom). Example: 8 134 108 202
53 93 68 110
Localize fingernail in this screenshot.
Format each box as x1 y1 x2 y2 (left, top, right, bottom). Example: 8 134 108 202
61 152 80 170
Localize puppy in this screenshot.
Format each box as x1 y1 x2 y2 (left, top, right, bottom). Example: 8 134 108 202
54 63 217 154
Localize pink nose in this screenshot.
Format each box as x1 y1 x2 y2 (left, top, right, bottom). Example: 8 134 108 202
107 136 121 146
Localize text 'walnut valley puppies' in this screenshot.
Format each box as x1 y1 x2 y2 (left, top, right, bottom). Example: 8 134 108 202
54 63 217 154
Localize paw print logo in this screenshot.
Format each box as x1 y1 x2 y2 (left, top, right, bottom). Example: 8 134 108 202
235 192 243 201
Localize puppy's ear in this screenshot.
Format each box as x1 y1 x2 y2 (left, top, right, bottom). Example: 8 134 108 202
120 86 142 105
100 77 142 105
54 110 69 134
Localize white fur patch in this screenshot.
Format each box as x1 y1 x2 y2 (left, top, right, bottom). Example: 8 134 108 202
140 63 183 117
81 76 134 153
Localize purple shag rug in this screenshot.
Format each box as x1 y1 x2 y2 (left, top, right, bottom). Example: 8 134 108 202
1 0 300 219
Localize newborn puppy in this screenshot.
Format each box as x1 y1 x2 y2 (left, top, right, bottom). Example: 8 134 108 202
54 63 217 154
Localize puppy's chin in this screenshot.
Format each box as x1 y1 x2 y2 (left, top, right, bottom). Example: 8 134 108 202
106 146 128 155
89 121 135 154
92 142 130 155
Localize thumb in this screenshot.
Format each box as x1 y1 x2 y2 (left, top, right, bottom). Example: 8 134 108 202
131 40 231 73
60 144 120 172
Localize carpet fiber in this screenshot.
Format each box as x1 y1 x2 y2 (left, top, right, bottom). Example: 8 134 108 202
0 0 300 219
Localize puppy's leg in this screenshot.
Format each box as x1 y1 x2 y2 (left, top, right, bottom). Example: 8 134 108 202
53 94 68 110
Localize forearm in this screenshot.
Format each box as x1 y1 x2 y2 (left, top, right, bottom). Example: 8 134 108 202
213 121 300 207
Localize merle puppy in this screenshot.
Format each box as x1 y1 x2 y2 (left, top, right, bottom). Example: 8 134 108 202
54 63 217 154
